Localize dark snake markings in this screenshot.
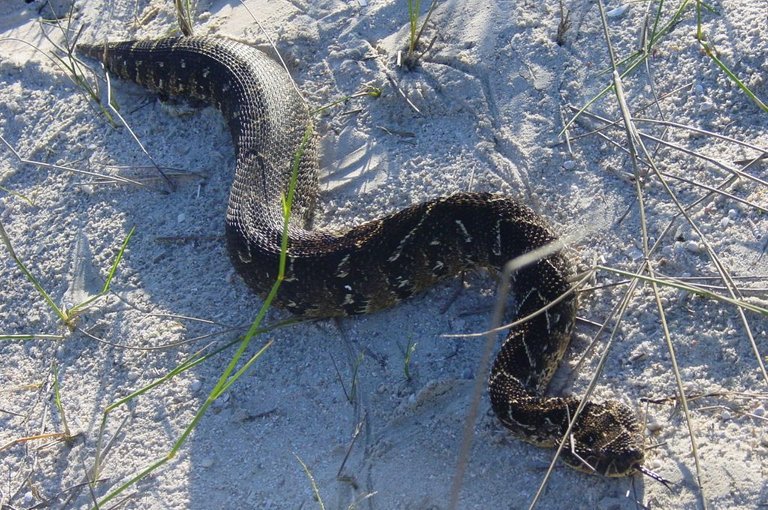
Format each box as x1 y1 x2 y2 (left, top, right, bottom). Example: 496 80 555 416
78 36 644 476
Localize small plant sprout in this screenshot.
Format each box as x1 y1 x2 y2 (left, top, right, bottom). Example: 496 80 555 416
0 220 134 330
401 0 439 69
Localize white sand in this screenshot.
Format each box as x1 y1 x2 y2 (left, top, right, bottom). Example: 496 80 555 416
1 1 767 509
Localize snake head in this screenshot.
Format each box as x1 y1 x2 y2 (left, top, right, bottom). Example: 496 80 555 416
562 401 645 477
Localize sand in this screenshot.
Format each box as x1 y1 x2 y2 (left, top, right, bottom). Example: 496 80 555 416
1 0 766 508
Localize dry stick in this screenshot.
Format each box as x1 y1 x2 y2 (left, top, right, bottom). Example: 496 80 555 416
559 105 574 155
575 110 768 385
616 56 749 510
443 271 592 340
605 4 706 507
528 272 645 509
89 166 205 186
0 134 143 187
447 237 573 510
384 70 424 115
574 121 758 212
77 324 222 351
569 108 768 257
596 267 767 317
637 0 677 182
532 1 700 506
572 173 763 372
633 118 768 157
531 5 646 507
577 121 767 214
583 274 768 294
6 374 54 503
59 415 131 509
0 334 65 341
569 106 768 165
612 10 703 500
572 265 643 373
237 0 307 104
643 390 768 405
570 108 768 189
638 130 767 188
637 153 767 380
562 81 695 146
101 71 175 192
657 279 768 294
658 172 766 213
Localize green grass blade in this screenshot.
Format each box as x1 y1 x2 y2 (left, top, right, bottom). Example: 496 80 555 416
700 41 768 113
0 185 34 206
0 333 64 341
93 119 314 509
0 219 68 323
68 227 135 316
52 361 72 438
295 453 326 510
596 265 768 317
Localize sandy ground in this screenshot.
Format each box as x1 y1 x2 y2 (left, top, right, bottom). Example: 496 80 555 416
1 0 767 509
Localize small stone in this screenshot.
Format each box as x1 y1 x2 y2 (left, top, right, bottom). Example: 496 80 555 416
177 213 186 223
190 379 202 393
728 208 738 219
562 160 576 170
721 409 732 421
232 409 251 422
606 4 629 17
720 217 730 228
211 391 230 410
685 240 701 253
753 406 765 418
627 247 643 262
646 419 663 433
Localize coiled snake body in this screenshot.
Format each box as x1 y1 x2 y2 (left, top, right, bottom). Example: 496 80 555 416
78 37 644 476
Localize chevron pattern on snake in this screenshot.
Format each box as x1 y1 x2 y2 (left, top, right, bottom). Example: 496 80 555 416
77 36 645 476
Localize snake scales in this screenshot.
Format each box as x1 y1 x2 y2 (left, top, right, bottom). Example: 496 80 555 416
78 36 645 477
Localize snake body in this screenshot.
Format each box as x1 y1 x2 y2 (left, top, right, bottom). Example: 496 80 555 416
78 36 644 476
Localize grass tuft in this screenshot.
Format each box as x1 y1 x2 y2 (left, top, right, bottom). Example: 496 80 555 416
401 0 439 70
0 221 134 330
174 0 196 37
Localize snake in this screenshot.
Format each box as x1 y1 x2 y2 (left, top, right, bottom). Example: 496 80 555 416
77 36 646 477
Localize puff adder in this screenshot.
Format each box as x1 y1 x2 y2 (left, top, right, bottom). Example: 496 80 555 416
78 36 646 477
